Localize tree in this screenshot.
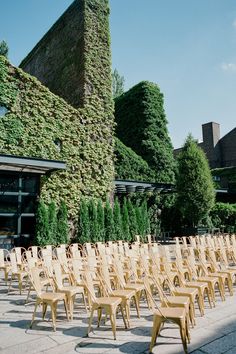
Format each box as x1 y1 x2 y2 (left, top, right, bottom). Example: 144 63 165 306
78 198 90 244
121 197 131 241
89 199 99 243
104 199 115 241
48 202 57 245
176 135 215 227
35 201 49 246
97 199 105 241
113 198 123 240
0 40 8 58
56 201 69 244
141 200 150 237
112 68 125 98
127 198 138 241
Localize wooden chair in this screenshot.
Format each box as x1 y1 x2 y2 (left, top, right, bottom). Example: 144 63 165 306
99 263 140 327
0 249 11 283
29 267 69 331
83 270 127 340
8 253 28 294
52 261 87 319
143 276 189 354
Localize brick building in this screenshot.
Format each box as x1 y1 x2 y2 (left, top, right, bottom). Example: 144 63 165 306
174 122 236 169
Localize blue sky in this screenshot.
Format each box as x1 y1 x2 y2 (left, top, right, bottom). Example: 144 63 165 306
1 0 236 148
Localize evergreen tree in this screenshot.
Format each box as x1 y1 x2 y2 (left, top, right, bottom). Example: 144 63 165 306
0 40 8 58
104 199 115 241
78 198 90 244
35 201 49 246
135 204 144 238
89 199 99 243
122 197 131 241
127 198 138 241
142 200 150 237
112 68 125 98
113 198 123 241
176 135 215 227
56 201 69 245
97 199 105 241
48 202 57 245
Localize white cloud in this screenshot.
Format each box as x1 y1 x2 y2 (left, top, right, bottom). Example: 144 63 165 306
221 62 236 72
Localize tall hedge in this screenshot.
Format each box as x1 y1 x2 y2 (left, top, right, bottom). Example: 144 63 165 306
176 135 215 227
115 81 175 183
56 201 69 244
35 201 49 246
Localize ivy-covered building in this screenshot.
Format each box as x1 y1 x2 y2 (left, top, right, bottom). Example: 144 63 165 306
0 0 114 247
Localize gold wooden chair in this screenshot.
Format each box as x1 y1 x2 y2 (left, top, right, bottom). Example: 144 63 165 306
52 261 87 319
99 263 140 327
143 276 189 354
83 270 127 340
29 267 69 331
0 249 11 284
8 253 28 294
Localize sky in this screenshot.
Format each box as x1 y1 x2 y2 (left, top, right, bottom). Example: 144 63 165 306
1 0 236 148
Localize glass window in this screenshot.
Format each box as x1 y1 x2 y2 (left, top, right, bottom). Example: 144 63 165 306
0 195 18 213
21 216 36 235
0 216 17 236
21 196 37 214
22 176 39 193
0 175 18 192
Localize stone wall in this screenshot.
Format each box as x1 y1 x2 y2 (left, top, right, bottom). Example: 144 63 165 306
220 128 236 167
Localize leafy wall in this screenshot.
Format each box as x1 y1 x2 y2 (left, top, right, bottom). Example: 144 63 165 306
115 81 175 183
0 55 114 218
114 137 155 181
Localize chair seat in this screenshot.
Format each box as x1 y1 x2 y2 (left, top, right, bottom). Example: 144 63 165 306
174 287 198 296
58 285 84 296
40 292 66 301
186 282 208 289
154 307 186 319
95 296 121 306
166 296 190 306
111 289 135 298
125 283 144 292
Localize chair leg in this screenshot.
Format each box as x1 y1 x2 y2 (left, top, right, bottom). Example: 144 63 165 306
30 299 40 328
51 303 57 332
8 274 13 293
63 299 70 321
110 312 117 340
97 308 102 328
82 292 88 313
179 318 188 354
119 304 128 329
42 303 48 320
150 315 162 353
133 294 140 318
88 307 95 335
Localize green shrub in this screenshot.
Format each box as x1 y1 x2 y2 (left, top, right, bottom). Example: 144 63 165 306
35 201 49 246
48 202 57 245
97 199 105 242
113 198 123 241
77 198 90 244
56 201 69 244
89 199 99 243
104 199 115 241
121 197 131 241
210 202 236 232
176 135 215 227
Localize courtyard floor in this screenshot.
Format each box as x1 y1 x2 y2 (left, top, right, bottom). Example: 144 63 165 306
1 279 236 354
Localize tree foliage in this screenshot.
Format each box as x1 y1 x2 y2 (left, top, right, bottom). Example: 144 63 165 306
0 40 8 58
104 199 115 241
113 198 123 240
78 198 90 244
112 68 125 98
48 202 57 245
115 81 175 183
35 201 49 246
176 135 215 227
56 201 69 244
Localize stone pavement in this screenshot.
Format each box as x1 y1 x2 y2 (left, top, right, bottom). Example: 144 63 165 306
1 279 236 354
